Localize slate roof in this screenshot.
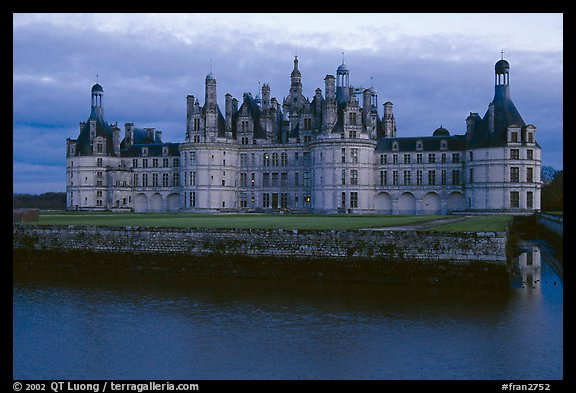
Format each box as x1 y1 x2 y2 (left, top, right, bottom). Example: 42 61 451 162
375 134 467 153
72 108 118 156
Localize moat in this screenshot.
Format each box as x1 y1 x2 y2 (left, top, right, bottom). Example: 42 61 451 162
12 237 562 380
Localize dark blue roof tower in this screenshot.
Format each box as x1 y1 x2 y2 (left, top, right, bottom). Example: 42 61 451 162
72 82 118 156
468 57 526 148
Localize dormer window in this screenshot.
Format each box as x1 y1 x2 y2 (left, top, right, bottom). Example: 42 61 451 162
440 140 447 150
162 147 169 156
142 147 148 156
416 140 423 151
392 141 399 151
511 131 519 143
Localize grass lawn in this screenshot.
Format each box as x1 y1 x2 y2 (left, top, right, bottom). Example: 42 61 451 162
31 211 445 230
422 215 513 232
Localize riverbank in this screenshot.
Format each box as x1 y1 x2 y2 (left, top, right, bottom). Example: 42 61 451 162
13 224 509 288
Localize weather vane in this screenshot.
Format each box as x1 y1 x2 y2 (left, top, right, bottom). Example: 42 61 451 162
500 50 505 60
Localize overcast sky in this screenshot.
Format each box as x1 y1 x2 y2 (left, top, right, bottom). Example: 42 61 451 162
13 13 563 194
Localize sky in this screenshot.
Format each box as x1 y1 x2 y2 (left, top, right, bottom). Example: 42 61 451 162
13 13 563 194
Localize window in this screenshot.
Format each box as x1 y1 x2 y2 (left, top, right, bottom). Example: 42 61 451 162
527 132 534 143
162 173 169 187
221 179 226 186
304 135 312 143
240 153 248 167
281 152 288 166
132 159 138 168
153 158 159 168
97 143 103 153
194 134 200 143
428 154 436 164
281 172 288 186
173 158 179 167
416 153 423 164
97 158 103 167
304 118 312 130
263 153 270 166
527 149 534 160
240 173 247 187
416 170 423 186
404 154 411 164
190 152 196 163
510 149 520 159
303 152 311 165
348 130 357 139
341 148 346 163
152 173 159 187
428 170 436 185
251 173 255 187
469 168 474 183
163 158 169 167
193 118 200 131
349 112 357 125
190 192 196 207
441 170 447 186
262 193 270 208
510 191 520 208
294 152 299 162
380 154 387 165
452 153 460 163
351 149 358 163
294 172 299 187
393 154 398 164
341 169 346 185
241 137 249 145
403 170 411 185
303 172 311 187
142 173 148 187
527 167 534 183
272 153 279 166
350 169 358 185
511 132 519 143
190 171 196 186
452 170 460 185
527 191 534 209
380 171 387 186
392 170 398 186
350 192 358 208
133 173 138 187
272 173 279 187
341 192 346 209
469 151 473 161
441 153 446 164
263 173 270 187
511 167 520 182
280 193 288 209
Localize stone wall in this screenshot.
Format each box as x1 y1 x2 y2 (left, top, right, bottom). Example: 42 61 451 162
13 225 509 287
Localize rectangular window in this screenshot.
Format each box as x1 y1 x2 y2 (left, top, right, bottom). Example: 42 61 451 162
240 172 247 187
304 118 312 130
428 153 436 164
272 153 279 166
511 132 519 143
392 170 398 186
380 170 387 186
350 169 358 185
152 173 159 187
272 173 279 187
452 170 460 185
240 153 248 167
190 192 196 207
133 173 138 187
510 191 520 208
303 172 311 187
527 191 534 209
162 173 169 187
97 158 103 167
280 193 288 208
510 149 520 159
173 158 179 167
351 148 358 163
404 154 411 164
511 167 520 182
452 153 460 163
527 132 534 143
303 152 311 165
281 172 288 186
428 170 436 185
349 112 357 125
152 158 159 168
281 152 288 166
142 173 148 187
132 159 138 168
350 192 358 208
173 172 179 187
263 153 270 166
262 193 270 208
416 170 423 186
163 158 169 167
441 153 446 164
142 159 148 168
527 167 534 183
393 154 398 164
294 172 299 187
441 169 447 186
190 171 196 186
527 149 534 160
251 173 255 187
341 148 346 163
380 154 386 165
416 153 423 164
263 173 270 187
341 192 346 209
404 170 411 185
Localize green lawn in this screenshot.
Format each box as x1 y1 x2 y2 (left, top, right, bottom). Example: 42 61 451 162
30 211 445 230
422 215 513 232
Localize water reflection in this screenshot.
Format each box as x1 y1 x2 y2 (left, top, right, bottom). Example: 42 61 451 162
13 241 563 380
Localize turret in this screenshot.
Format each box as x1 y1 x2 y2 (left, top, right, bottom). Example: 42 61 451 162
124 122 134 148
336 60 350 104
383 101 396 138
225 93 233 132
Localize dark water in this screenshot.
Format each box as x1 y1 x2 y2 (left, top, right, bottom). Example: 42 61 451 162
13 242 563 380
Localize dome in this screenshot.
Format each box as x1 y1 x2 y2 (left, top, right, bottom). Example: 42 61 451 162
91 83 103 93
205 72 215 81
337 63 349 73
495 59 510 74
433 126 450 136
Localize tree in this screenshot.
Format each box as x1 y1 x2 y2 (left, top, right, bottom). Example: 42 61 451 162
541 165 558 185
541 170 563 212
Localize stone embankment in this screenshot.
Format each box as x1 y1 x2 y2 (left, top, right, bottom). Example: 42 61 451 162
13 225 509 287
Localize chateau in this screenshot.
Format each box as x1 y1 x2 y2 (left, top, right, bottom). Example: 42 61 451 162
66 56 541 214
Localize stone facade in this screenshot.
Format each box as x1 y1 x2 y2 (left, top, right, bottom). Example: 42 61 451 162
66 56 541 214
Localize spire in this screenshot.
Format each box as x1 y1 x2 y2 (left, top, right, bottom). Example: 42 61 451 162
291 55 301 78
